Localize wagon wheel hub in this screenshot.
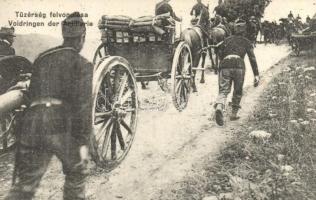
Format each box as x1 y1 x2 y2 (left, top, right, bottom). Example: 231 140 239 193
112 102 127 119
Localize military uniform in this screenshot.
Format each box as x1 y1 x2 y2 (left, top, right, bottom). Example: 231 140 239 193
288 12 294 20
155 1 181 22
0 27 16 56
190 2 210 31
215 34 259 125
0 39 15 56
306 16 311 24
214 5 225 17
5 13 93 200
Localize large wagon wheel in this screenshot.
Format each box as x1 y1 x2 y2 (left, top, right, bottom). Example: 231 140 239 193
93 43 108 65
171 41 193 112
91 56 138 170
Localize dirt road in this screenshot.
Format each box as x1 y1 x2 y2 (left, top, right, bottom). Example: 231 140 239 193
0 44 290 200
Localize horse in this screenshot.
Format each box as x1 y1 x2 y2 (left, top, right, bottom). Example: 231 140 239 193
208 24 228 72
180 26 207 92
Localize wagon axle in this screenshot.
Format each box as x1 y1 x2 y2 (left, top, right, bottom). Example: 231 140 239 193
112 102 128 119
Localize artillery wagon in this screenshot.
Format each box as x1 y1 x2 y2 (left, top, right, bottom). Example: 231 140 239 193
290 17 316 56
290 33 316 56
91 14 195 170
0 14 196 172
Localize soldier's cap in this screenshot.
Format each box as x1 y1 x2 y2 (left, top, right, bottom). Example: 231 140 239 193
62 12 86 38
0 27 15 37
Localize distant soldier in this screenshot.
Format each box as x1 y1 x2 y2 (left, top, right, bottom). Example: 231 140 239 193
5 12 93 200
213 0 225 17
247 16 260 45
288 11 294 20
296 14 301 21
306 15 311 25
190 0 210 31
155 0 182 22
214 20 260 126
0 27 15 56
295 15 303 30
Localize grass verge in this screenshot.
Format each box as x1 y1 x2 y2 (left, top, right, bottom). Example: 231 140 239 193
158 52 316 200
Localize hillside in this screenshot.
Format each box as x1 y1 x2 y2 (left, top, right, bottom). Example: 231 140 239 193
12 33 100 62
13 34 61 62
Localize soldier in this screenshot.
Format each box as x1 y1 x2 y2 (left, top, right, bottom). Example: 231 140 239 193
306 15 311 25
213 0 225 17
190 0 210 31
5 12 93 200
214 20 260 126
296 14 301 21
0 27 15 56
155 0 182 22
288 11 294 20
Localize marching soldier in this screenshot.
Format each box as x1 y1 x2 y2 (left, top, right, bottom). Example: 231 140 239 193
214 20 260 126
296 14 302 21
190 0 210 31
0 27 15 56
155 0 182 22
5 12 93 200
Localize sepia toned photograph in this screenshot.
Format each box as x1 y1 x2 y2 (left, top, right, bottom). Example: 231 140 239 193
0 0 315 199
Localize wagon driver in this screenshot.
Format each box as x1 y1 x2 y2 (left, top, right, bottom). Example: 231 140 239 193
5 12 93 200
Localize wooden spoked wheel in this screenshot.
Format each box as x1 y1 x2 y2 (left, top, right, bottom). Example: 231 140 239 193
91 56 138 170
93 43 108 65
292 39 300 56
0 113 16 153
171 42 193 112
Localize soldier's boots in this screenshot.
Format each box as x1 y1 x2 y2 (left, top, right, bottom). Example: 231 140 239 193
230 108 240 121
215 103 224 126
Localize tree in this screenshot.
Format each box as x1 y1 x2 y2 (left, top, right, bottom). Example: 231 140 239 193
218 0 272 22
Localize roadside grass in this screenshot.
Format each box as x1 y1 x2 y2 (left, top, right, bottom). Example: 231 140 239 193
158 53 316 200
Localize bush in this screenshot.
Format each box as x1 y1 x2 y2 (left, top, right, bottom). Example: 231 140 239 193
217 0 272 21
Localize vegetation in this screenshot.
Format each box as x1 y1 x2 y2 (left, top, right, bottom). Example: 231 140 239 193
158 52 316 200
216 0 272 21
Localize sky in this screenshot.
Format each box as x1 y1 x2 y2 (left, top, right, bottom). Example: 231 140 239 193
0 0 315 38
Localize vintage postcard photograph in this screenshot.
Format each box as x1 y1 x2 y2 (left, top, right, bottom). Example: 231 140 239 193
0 0 315 199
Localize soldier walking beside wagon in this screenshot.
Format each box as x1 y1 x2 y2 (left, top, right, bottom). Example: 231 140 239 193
214 20 260 126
